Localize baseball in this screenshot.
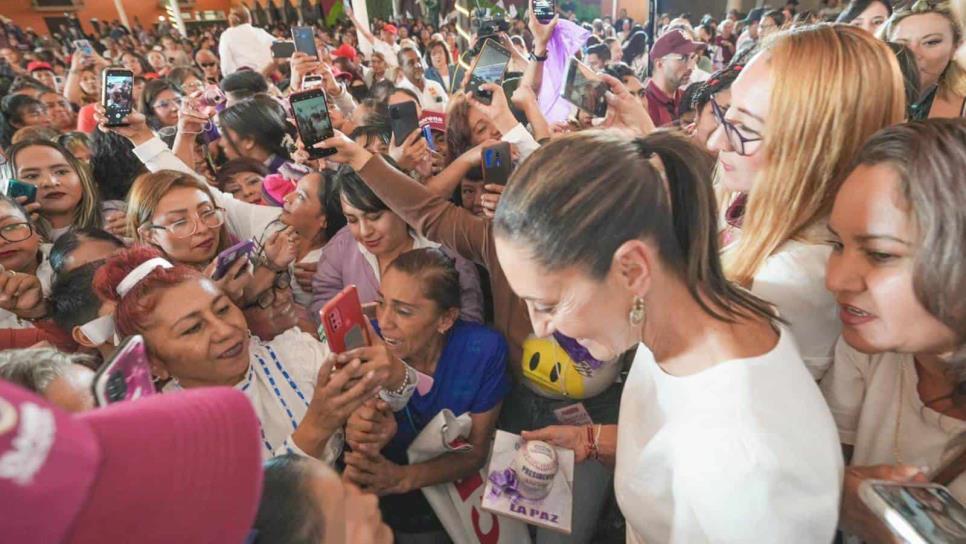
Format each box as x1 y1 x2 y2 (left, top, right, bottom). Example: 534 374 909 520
511 440 559 500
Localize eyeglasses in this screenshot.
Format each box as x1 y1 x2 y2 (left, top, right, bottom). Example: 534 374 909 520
146 207 225 238
710 96 763 156
152 97 182 110
243 271 292 310
0 222 34 243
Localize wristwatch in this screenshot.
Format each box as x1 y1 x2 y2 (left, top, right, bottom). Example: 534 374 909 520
529 50 548 62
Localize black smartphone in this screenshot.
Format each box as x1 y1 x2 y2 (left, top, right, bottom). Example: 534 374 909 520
481 142 512 185
388 101 420 145
2 179 37 204
533 0 555 24
466 39 511 106
290 88 336 159
101 68 134 127
291 26 319 59
271 40 296 59
561 57 608 118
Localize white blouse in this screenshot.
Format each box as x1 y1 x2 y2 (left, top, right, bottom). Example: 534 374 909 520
821 338 966 501
615 327 843 544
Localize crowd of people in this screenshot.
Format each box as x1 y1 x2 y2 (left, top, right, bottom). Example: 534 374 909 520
0 0 964 541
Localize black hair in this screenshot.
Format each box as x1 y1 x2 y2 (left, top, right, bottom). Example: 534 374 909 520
218 95 292 160
89 130 148 201
349 123 391 148
253 454 324 544
8 76 53 95
678 82 704 117
837 0 893 23
623 31 649 64
214 157 270 191
219 70 269 102
166 66 205 94
49 262 104 332
49 227 125 276
1 94 45 148
319 171 347 240
762 9 786 27
368 80 396 102
335 165 387 213
690 61 745 112
121 51 154 75
603 62 637 81
586 43 611 64
388 248 461 311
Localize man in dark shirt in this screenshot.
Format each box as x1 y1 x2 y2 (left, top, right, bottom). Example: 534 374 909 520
645 30 700 127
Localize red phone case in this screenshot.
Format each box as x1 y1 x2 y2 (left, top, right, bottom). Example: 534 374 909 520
320 285 370 354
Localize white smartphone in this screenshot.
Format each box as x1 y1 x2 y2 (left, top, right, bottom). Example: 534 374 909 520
302 74 323 89
859 480 966 544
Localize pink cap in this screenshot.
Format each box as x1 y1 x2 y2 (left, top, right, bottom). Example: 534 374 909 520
419 110 446 133
382 23 398 35
0 380 263 544
261 173 296 207
26 61 53 73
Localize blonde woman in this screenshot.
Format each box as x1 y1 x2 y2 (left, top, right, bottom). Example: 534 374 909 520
709 24 906 380
882 1 966 119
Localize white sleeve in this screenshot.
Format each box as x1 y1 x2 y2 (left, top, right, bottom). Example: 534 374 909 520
218 33 235 76
501 123 540 160
131 137 281 242
751 243 841 380
332 86 357 117
820 337 872 446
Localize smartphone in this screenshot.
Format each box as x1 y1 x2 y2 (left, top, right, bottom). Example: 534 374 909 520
465 39 511 106
302 74 323 89
290 87 337 159
561 57 608 118
859 480 966 544
533 0 555 24
481 142 512 186
421 125 437 152
320 285 371 354
1 179 38 204
388 101 419 145
212 239 255 280
291 26 319 59
92 335 156 407
271 40 296 59
72 39 94 57
101 68 134 127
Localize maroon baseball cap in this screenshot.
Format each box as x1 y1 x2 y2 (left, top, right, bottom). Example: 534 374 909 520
650 30 702 60
419 110 446 133
0 380 263 544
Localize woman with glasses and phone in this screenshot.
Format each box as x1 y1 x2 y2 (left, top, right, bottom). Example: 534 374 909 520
92 245 413 462
708 25 906 380
820 119 966 543
7 139 105 241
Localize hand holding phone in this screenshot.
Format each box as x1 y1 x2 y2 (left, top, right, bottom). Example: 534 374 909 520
92 335 156 406
481 142 512 186
271 40 296 59
388 101 419 145
466 39 512 106
101 68 134 127
561 57 608 118
1 179 38 204
290 88 336 159
320 285 371 354
213 240 256 280
292 26 319 59
859 479 966 544
532 0 556 24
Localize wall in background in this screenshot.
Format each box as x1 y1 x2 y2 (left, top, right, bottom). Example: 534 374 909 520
2 0 233 36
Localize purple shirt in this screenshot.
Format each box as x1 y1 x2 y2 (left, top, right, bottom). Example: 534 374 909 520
309 226 484 324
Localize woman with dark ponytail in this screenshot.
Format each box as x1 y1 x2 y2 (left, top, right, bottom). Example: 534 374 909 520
821 118 966 542
491 131 843 543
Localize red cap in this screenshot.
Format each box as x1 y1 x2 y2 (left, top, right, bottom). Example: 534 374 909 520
26 61 53 73
419 110 446 133
332 43 358 62
382 23 398 34
650 30 702 60
0 380 263 544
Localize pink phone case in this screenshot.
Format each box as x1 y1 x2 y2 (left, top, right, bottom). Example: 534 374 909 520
92 335 156 406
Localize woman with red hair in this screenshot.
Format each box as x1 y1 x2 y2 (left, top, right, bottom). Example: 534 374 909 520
93 245 417 461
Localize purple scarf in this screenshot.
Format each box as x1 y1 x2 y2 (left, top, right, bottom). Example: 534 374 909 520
537 20 591 124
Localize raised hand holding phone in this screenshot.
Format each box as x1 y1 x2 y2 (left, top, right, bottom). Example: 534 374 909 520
599 73 655 136
92 335 156 406
314 130 374 171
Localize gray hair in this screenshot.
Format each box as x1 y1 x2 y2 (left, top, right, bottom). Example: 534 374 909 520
0 348 94 394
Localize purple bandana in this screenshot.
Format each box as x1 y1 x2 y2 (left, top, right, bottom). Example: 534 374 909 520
488 468 522 504
553 332 606 370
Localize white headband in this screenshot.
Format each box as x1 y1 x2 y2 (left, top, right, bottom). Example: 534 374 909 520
116 257 173 298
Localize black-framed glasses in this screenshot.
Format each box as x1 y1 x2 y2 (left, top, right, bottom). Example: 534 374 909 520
146 207 226 238
0 222 34 243
710 96 763 156
243 271 292 310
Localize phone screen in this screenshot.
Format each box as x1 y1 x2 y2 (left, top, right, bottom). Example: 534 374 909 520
292 27 319 58
468 40 511 102
871 483 966 543
74 39 94 56
93 336 155 406
562 58 608 117
104 71 134 125
291 91 335 157
533 0 555 23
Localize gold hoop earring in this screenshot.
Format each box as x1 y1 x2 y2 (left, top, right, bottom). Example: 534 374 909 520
629 296 647 326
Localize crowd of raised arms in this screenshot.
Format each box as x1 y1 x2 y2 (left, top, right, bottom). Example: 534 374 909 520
0 0 964 542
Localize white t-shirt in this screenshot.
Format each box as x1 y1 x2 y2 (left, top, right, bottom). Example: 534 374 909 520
372 39 401 67
218 23 276 75
820 339 966 501
615 327 843 544
291 248 322 308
